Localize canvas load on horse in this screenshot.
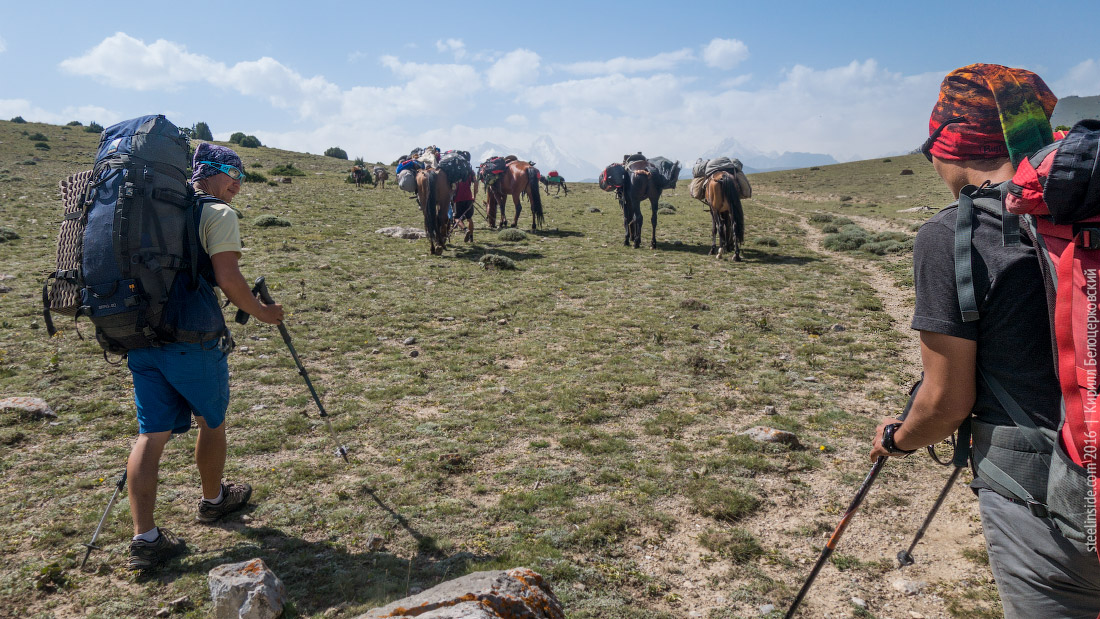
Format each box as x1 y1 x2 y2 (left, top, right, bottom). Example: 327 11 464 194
372 166 389 188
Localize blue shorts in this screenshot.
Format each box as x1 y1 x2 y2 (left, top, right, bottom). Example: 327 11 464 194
127 340 230 434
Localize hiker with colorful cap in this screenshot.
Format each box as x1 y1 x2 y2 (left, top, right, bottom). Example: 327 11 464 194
868 64 1100 617
125 142 284 571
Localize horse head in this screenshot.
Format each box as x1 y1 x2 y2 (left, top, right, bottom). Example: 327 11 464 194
600 163 627 192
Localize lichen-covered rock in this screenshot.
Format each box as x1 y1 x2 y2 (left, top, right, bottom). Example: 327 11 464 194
376 226 427 240
357 568 563 619
208 558 287 619
0 397 56 419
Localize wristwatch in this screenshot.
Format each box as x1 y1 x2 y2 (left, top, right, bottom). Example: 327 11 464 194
881 423 917 455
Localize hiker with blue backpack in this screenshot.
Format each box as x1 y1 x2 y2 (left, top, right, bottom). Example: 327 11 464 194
120 141 283 570
868 64 1099 618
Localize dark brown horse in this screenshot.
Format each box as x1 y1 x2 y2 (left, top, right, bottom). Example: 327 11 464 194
601 157 679 248
481 159 545 230
704 171 745 261
372 166 389 189
540 173 568 195
416 168 454 255
351 165 369 189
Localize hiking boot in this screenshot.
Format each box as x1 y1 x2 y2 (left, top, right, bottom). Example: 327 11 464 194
128 528 186 571
196 481 252 523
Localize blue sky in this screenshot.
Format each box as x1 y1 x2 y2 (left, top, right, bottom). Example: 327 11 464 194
1 1 1096 172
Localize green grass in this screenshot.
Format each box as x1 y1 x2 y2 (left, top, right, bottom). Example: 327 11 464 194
0 119 987 617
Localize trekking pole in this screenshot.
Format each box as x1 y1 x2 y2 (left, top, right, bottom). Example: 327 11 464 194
896 465 964 567
80 470 127 569
784 457 886 619
235 277 350 464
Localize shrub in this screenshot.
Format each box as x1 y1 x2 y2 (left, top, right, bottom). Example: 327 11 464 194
27 133 48 141
832 216 854 226
497 228 527 242
823 226 870 251
822 223 839 233
85 122 103 133
657 207 675 215
324 146 348 160
0 227 20 242
252 215 291 227
34 142 50 150
66 121 83 127
353 157 366 167
479 254 517 270
809 213 833 223
697 528 763 563
243 170 267 183
882 158 892 163
238 135 262 148
10 116 26 123
270 163 305 177
229 132 246 144
192 122 213 141
658 202 676 212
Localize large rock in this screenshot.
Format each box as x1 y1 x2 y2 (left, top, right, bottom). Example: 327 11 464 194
0 397 56 419
376 226 427 240
208 558 287 619
738 426 803 449
357 568 563 619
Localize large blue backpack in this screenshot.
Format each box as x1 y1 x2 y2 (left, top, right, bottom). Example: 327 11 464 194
43 115 224 356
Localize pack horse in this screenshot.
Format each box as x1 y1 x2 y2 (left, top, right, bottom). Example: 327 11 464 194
478 157 545 230
600 154 681 249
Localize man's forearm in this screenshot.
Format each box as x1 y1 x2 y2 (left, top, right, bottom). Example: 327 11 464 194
894 385 972 451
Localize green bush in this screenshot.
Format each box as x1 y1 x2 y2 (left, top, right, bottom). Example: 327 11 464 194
497 228 527 242
66 121 82 127
0 227 20 242
229 132 246 144
832 216 854 226
353 157 366 167
85 122 103 133
754 237 779 246
27 133 48 141
192 122 213 141
657 207 675 215
252 215 291 227
10 116 26 123
243 171 267 183
479 254 517 270
34 142 50 150
324 146 348 160
809 213 833 223
270 163 305 177
822 223 839 233
238 135 262 148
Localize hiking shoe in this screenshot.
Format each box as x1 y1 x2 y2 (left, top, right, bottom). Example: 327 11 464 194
196 481 252 523
128 528 186 571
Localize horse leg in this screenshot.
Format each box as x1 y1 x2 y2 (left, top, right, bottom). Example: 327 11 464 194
649 194 659 249
709 209 719 256
511 191 522 228
633 200 643 249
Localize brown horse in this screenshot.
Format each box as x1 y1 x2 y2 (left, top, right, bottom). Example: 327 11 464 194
351 165 369 189
483 160 545 230
416 168 454 255
703 171 745 261
372 166 389 189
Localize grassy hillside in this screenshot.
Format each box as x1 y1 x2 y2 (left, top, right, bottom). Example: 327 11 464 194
0 120 993 618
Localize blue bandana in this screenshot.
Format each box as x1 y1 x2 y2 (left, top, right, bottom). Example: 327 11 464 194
192 142 243 183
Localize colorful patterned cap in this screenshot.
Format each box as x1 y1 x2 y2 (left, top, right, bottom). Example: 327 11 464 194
929 63 1057 166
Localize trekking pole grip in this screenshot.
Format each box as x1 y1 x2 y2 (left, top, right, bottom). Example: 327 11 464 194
234 277 275 324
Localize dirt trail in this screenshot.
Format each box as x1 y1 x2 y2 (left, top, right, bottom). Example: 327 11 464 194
748 200 993 619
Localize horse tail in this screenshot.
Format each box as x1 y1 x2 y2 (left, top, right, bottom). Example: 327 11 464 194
421 171 439 245
526 167 544 228
720 173 745 243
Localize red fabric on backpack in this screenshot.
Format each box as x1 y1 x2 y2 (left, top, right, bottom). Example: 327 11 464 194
1007 152 1100 564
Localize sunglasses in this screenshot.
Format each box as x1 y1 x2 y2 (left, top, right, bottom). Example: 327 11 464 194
920 116 966 163
199 160 244 180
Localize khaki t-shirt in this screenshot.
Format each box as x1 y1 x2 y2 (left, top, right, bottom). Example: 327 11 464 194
198 201 242 257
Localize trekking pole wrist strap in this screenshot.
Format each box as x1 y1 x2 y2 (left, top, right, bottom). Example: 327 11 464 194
882 423 917 455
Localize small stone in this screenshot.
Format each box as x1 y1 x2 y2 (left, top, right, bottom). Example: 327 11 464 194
169 596 192 610
763 405 777 415
367 534 385 551
403 337 416 345
682 580 694 589
408 586 423 595
758 604 775 615
208 558 286 619
251 404 266 411
891 578 926 596
573 582 586 591
441 316 454 321
802 375 818 382
908 612 926 619
738 426 803 449
831 324 846 332
514 328 523 334
155 610 170 618
587 207 601 213
851 597 866 608
499 387 513 394
0 284 11 293
371 348 380 355
0 397 56 419
497 319 508 325
242 515 253 524
409 350 419 358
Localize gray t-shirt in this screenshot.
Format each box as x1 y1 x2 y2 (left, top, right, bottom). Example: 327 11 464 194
911 190 1060 430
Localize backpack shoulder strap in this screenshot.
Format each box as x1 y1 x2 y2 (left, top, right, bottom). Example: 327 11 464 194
953 185 982 322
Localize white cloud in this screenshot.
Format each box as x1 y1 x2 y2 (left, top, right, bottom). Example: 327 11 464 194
487 49 540 91
559 49 694 75
1054 59 1100 97
702 38 749 70
506 114 527 126
435 38 466 60
60 32 215 91
519 73 688 115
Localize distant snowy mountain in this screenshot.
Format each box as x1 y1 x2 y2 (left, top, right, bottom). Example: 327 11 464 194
468 136 598 182
699 137 839 174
